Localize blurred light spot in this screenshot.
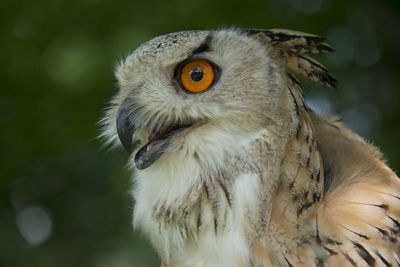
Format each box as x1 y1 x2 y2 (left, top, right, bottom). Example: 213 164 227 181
361 103 382 137
7 47 37 79
9 176 34 211
13 0 62 40
93 245 159 267
94 250 136 267
341 104 382 138
305 93 332 114
33 174 66 198
342 108 369 137
346 7 376 42
356 43 381 67
78 196 117 234
326 26 358 67
41 33 103 93
338 82 359 107
13 6 44 40
16 206 53 246
287 0 324 15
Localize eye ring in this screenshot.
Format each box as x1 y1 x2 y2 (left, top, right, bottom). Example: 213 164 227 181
176 59 218 93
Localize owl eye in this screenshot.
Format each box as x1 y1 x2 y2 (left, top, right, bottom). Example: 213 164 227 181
180 59 215 93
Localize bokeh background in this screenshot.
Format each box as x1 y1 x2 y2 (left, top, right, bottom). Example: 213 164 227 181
1 0 400 266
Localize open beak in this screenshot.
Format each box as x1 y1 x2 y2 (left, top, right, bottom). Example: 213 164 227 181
116 98 193 170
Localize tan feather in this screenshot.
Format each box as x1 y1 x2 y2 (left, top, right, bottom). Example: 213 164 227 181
244 29 337 88
312 114 400 265
244 29 334 55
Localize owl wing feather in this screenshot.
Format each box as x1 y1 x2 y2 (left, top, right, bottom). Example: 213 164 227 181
312 114 400 266
250 90 400 267
246 29 400 266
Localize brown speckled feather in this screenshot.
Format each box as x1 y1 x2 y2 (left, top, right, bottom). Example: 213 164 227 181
244 29 337 88
248 30 400 267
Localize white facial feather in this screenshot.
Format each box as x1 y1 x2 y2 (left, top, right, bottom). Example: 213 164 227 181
133 123 268 264
101 28 301 266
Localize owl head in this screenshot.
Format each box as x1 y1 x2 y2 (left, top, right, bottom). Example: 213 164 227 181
101 28 335 172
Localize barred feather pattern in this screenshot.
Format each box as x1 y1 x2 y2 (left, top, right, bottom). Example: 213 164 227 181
250 76 400 267
244 29 337 88
310 113 400 266
235 30 400 266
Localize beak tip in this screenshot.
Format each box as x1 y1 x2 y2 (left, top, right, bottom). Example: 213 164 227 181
116 99 136 154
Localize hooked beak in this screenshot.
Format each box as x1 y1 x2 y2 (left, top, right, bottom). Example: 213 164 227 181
116 98 190 170
116 98 137 154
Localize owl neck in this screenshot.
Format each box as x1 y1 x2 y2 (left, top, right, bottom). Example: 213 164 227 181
256 83 325 259
278 85 324 221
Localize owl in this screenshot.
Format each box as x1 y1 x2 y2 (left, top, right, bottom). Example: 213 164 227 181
101 28 400 266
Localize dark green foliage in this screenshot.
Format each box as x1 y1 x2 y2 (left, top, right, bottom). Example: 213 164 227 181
0 0 399 266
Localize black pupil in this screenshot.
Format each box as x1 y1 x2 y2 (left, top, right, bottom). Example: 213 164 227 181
190 68 204 82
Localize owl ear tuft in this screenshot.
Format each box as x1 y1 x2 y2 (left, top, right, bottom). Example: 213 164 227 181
243 29 337 88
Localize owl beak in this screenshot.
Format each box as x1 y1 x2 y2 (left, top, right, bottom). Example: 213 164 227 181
116 98 176 170
116 98 195 170
116 98 137 154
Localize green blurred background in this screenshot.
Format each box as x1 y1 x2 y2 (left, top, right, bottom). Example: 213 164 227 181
1 0 400 266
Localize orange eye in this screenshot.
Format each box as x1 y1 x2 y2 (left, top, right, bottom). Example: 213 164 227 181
180 59 215 93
